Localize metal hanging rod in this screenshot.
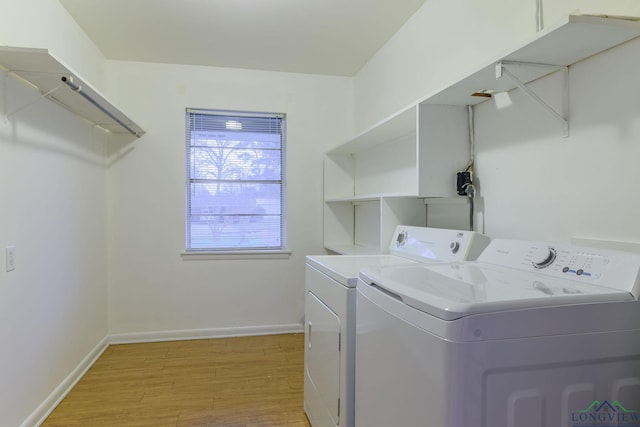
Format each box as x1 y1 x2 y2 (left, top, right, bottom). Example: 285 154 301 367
61 76 142 138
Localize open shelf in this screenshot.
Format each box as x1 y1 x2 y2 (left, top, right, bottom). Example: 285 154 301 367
422 14 640 106
327 105 416 155
325 193 420 203
323 244 382 255
0 46 145 138
424 197 470 205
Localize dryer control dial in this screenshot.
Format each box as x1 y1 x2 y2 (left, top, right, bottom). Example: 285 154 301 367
532 247 557 269
450 241 460 254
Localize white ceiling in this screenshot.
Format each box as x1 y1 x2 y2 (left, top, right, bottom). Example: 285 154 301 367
58 0 426 76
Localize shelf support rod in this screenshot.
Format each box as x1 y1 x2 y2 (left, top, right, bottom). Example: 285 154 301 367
496 61 569 138
61 76 142 138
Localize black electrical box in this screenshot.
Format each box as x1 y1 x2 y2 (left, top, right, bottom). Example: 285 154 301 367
456 171 472 196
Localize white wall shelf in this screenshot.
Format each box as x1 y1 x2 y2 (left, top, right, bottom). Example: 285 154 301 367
421 14 640 107
0 46 145 138
327 105 416 155
325 193 419 203
324 244 382 256
424 197 469 205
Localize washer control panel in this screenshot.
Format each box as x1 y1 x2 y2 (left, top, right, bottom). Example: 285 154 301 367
524 245 610 279
389 226 490 262
477 239 640 294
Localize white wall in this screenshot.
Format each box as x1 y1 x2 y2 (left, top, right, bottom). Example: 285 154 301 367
354 0 640 244
0 0 107 426
0 1 111 425
105 61 353 336
0 0 351 422
474 36 640 242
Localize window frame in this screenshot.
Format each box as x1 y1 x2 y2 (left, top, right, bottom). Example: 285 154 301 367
182 108 289 258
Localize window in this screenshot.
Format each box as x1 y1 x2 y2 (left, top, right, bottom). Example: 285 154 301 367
185 109 286 252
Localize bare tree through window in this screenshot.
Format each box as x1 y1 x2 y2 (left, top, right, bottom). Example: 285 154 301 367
186 110 286 251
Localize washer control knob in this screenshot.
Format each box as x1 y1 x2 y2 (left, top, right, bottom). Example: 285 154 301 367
450 241 460 254
532 247 557 269
396 231 407 247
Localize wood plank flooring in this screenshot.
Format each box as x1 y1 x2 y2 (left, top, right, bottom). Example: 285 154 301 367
42 333 311 426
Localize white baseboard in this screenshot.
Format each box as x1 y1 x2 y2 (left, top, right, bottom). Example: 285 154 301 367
109 323 304 344
23 336 109 427
24 324 303 426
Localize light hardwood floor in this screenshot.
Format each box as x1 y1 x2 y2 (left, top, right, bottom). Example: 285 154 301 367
43 333 311 426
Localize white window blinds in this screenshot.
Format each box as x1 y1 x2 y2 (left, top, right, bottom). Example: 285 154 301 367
185 109 286 251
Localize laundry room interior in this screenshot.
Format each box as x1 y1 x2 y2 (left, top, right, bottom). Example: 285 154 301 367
2 0 640 426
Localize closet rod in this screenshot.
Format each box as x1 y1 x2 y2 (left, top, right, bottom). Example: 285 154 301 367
61 76 142 138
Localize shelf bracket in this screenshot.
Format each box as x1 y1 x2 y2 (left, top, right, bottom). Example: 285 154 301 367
496 61 569 138
3 70 64 120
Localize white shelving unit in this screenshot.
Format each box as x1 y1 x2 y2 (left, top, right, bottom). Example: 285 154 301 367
323 104 470 254
324 196 429 254
323 14 640 254
0 46 145 138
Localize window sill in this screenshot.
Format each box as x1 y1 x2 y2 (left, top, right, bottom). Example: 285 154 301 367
181 250 292 261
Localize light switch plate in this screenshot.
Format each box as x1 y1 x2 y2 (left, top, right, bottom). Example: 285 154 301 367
6 246 15 272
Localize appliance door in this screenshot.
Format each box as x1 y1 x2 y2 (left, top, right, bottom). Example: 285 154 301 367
306 291 341 425
355 280 453 427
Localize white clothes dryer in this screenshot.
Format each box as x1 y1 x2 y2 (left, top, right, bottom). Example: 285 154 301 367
304 226 490 427
355 238 640 427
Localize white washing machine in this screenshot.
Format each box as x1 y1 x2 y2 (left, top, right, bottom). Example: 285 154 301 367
355 238 640 427
304 226 490 427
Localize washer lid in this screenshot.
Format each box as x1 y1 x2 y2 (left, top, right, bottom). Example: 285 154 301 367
359 262 636 320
